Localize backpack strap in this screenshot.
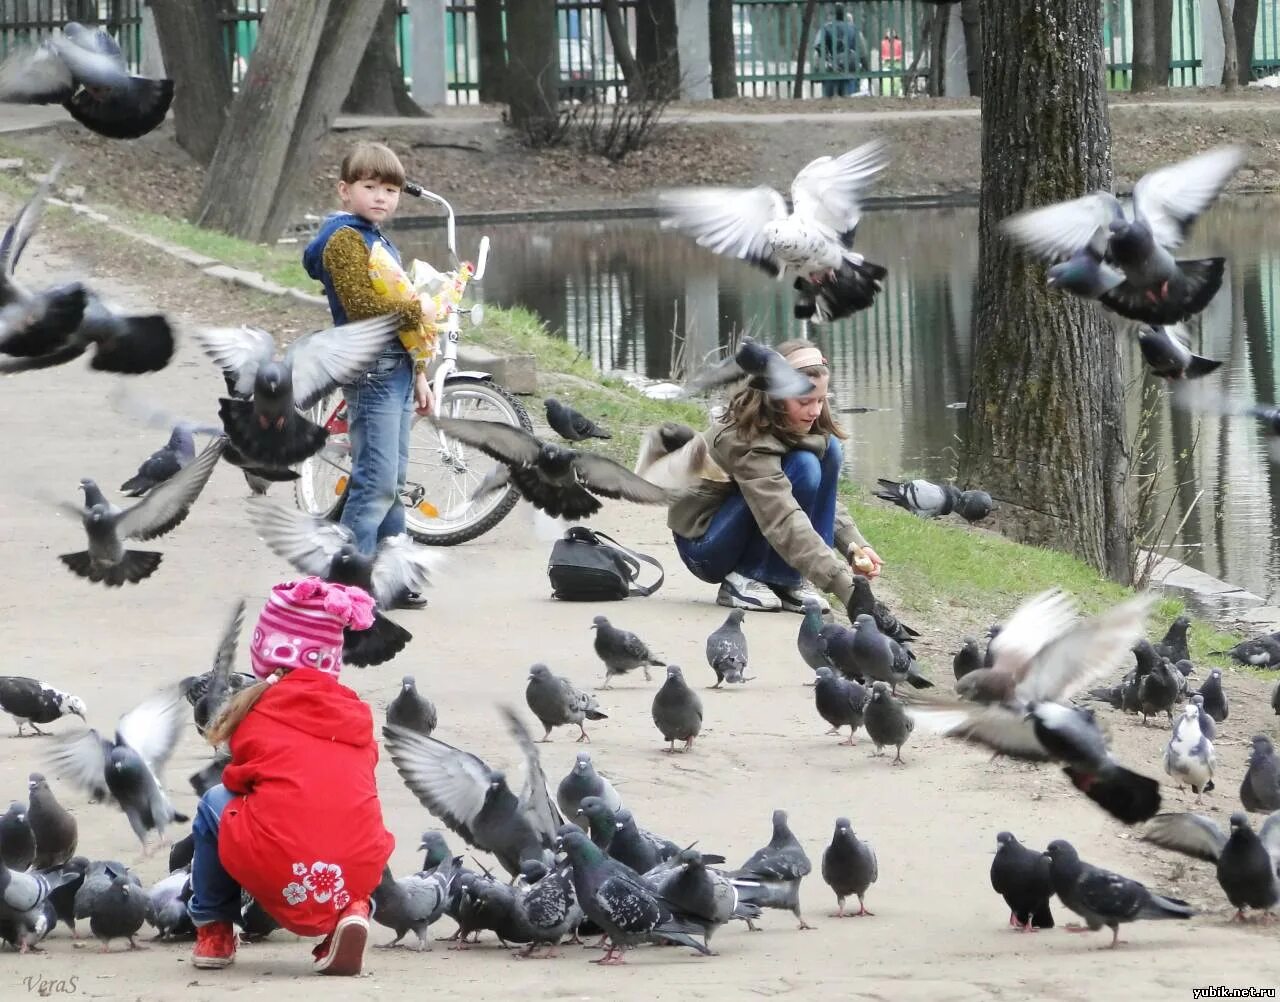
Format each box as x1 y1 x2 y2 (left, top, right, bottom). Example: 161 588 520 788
581 529 665 598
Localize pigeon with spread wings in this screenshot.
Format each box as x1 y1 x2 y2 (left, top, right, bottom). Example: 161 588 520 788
683 336 816 401
382 708 565 878
430 416 671 520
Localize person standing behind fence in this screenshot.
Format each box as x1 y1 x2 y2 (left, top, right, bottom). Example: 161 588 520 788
814 4 868 98
880 29 905 96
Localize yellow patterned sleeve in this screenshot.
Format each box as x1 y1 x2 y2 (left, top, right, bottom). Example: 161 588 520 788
321 227 424 330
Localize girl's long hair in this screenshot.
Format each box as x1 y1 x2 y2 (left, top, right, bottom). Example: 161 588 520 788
205 668 288 747
724 339 847 443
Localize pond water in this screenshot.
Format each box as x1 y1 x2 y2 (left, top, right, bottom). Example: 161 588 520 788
398 200 1280 601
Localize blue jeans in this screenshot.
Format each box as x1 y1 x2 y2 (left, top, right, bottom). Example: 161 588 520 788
341 347 413 555
187 784 241 927
674 437 842 588
822 78 858 97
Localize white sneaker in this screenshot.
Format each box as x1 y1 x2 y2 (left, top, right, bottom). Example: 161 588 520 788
770 582 831 614
717 572 782 611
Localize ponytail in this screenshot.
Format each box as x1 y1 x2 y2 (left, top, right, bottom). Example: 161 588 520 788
205 668 288 747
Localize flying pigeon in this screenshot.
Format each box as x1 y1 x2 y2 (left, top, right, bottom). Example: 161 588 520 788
46 686 188 850
1163 701 1215 798
386 675 437 738
428 416 671 520
820 817 877 917
1137 325 1222 380
193 315 401 466
192 599 246 737
544 397 610 441
659 140 890 325
0 676 86 736
1002 146 1244 323
633 422 720 491
706 609 750 687
524 664 607 742
555 751 621 823
27 774 77 869
873 477 993 522
990 831 1054 932
730 809 813 930
652 666 703 753
119 425 199 497
813 667 867 745
591 615 665 687
0 22 174 138
59 436 225 587
682 336 818 400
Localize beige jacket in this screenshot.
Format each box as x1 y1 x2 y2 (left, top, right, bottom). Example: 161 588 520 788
667 421 868 604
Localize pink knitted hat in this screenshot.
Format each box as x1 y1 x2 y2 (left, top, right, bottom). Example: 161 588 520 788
249 577 377 680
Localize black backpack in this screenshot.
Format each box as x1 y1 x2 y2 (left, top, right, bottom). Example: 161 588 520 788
547 527 664 601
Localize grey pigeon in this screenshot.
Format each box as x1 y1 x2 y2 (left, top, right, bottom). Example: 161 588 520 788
1142 810 1280 920
193 599 246 737
525 664 607 742
1138 325 1222 380
1210 633 1280 667
592 615 665 687
73 860 136 932
382 707 565 878
514 858 582 957
89 873 147 952
706 609 750 687
607 809 665 874
59 437 225 587
797 597 830 675
386 675 438 738
990 831 1054 931
873 477 992 522
0 897 55 953
1196 667 1228 723
454 870 534 946
46 686 188 849
1188 693 1216 741
0 862 78 952
240 892 278 941
863 681 914 764
371 856 460 950
556 751 621 824
647 848 759 945
820 817 877 917
1164 701 1215 798
1137 653 1180 725
1273 682 1280 717
952 638 982 681
682 336 818 399
0 676 86 736
1002 146 1244 324
430 417 671 520
49 856 87 934
194 315 401 466
555 828 710 964
544 397 610 441
813 667 866 745
576 795 620 850
419 831 452 872
167 834 194 874
1241 736 1280 814
188 752 230 797
145 869 193 940
1045 839 1192 947
1154 616 1191 663
652 666 703 753
27 773 77 868
847 576 920 643
0 803 34 871
120 425 199 497
822 616 930 692
730 809 813 930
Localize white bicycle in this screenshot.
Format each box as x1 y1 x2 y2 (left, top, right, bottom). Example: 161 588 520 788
294 185 532 545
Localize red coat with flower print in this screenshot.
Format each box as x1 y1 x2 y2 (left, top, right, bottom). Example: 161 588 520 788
216 669 395 936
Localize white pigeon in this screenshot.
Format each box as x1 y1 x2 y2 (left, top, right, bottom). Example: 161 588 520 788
1164 700 1215 799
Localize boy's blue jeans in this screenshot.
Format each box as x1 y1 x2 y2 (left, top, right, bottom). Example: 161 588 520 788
341 347 414 556
674 438 842 588
187 784 240 927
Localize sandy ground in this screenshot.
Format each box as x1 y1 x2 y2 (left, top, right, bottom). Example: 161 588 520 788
0 203 1277 999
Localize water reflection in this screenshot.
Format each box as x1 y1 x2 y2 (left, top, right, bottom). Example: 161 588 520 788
397 201 1280 599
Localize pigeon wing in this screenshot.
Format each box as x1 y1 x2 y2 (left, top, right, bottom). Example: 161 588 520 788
755 347 819 399
246 501 353 579
287 314 401 408
382 725 491 846
370 534 440 609
46 729 112 802
0 160 63 280
909 697 1052 761
571 452 673 504
1132 146 1244 251
790 139 889 234
191 326 275 397
211 598 246 682
48 31 132 88
658 186 787 274
1258 811 1280 868
117 435 225 541
1141 812 1227 862
0 42 74 103
430 416 544 467
501 706 566 843
988 589 1078 681
116 687 186 777
1000 192 1121 262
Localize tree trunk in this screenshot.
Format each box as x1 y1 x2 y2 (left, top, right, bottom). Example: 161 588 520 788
960 0 981 96
636 0 681 98
793 0 819 99
961 0 1130 582
928 6 949 96
602 0 646 100
505 0 558 132
709 0 737 98
1153 0 1173 86
475 0 507 103
149 0 233 166
195 0 382 242
1217 0 1238 91
1234 0 1260 84
1130 0 1158 91
343 0 423 116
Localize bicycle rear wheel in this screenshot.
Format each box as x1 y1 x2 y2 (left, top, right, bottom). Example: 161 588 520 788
294 395 349 519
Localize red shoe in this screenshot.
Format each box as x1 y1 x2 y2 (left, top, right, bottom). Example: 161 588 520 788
312 899 370 976
192 921 237 970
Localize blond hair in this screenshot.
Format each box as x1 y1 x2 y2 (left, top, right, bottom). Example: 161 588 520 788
204 668 288 746
340 142 406 188
725 339 847 443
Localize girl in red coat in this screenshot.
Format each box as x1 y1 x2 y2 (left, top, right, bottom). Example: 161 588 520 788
186 577 396 975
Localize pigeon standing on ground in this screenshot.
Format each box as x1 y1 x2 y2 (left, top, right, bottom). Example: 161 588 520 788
731 809 813 931
145 869 193 940
59 437 226 587
1196 667 1228 723
27 773 76 868
576 796 621 850
0 803 34 871
1273 682 1280 717
863 681 914 764
386 675 438 738
371 857 459 950
525 664 607 742
1241 736 1280 814
544 398 610 441
1210 633 1280 667
953 638 982 681
1137 650 1180 724
0 677 86 736
797 597 831 675
193 599 246 736
1187 693 1216 741
591 616 664 687
706 609 750 687
1137 325 1223 380
873 477 993 522
89 873 147 952
813 667 866 745
514 859 582 957
652 666 703 753
847 576 920 644
989 832 1055 932
1045 839 1192 947
119 425 198 497
1154 615 1192 663
73 860 136 934
647 848 759 946
824 615 931 691
607 810 667 874
1142 811 1280 920
419 832 452 873
556 751 621 823
1164 701 1215 798
0 861 78 951
820 817 877 917
0 896 56 953
46 686 188 850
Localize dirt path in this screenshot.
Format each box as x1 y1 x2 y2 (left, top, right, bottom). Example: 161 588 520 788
0 201 1276 999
